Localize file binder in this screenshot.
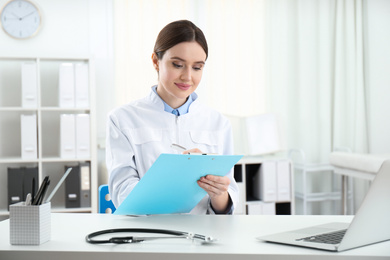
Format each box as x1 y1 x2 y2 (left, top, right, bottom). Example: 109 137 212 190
21 62 38 108
79 163 91 208
276 160 291 201
60 114 76 158
65 165 80 208
253 160 291 203
59 63 75 107
254 160 277 202
23 167 38 200
74 63 89 108
65 163 91 208
236 182 246 215
7 167 38 209
246 201 276 215
21 114 37 159
75 114 90 158
7 168 24 208
114 153 243 215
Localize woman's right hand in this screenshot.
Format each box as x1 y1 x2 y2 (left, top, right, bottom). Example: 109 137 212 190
182 148 203 154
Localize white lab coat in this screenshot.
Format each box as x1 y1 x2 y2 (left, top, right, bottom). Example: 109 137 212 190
106 88 239 214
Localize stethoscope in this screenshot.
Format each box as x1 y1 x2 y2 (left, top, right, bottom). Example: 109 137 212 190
86 228 217 244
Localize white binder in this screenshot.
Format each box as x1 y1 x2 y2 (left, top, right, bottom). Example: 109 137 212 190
21 114 37 159
59 63 75 107
74 63 89 108
80 163 91 208
75 114 90 158
235 182 246 215
21 63 38 108
60 114 76 158
254 160 277 202
276 160 291 201
246 201 276 215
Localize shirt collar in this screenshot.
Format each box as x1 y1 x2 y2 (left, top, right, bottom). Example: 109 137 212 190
151 85 196 116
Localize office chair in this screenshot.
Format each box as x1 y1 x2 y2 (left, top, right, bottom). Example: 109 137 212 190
98 184 116 214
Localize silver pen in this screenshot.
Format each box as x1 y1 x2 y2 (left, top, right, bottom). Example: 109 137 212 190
171 143 187 153
170 143 217 155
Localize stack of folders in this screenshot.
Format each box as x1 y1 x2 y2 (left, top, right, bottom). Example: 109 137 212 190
248 160 291 215
20 114 37 159
60 114 90 159
59 63 89 108
7 167 38 210
21 62 38 108
64 163 91 208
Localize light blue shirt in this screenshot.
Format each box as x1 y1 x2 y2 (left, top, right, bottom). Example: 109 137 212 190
152 85 194 116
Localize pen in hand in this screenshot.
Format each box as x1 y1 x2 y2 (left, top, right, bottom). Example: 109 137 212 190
171 143 216 155
171 143 187 153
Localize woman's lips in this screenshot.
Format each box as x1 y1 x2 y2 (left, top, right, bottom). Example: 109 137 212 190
175 83 191 91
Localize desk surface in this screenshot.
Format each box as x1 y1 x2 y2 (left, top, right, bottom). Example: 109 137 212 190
0 213 389 260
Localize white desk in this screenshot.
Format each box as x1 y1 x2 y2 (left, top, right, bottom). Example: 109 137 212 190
0 213 389 260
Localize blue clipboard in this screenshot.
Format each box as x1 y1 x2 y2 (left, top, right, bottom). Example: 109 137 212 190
114 153 243 215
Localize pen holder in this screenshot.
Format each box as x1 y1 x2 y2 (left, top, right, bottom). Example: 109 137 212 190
9 202 51 245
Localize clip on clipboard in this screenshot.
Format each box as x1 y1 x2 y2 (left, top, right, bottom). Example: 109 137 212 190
114 153 243 215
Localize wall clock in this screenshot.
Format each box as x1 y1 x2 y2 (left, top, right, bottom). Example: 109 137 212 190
0 0 41 39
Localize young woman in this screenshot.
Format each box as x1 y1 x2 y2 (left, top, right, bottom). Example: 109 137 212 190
106 20 239 214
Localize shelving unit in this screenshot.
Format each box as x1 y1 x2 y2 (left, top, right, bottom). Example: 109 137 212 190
0 57 97 219
289 149 350 215
234 155 295 215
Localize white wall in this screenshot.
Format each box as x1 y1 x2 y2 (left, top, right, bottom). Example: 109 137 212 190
0 0 114 185
364 0 390 154
0 0 114 142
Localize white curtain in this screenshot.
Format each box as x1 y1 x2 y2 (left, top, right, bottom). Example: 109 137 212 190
264 0 368 163
264 0 368 213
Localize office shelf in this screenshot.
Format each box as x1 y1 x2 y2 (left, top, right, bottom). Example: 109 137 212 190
234 155 295 215
0 56 98 217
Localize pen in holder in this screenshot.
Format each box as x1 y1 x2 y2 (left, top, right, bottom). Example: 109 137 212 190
9 202 51 245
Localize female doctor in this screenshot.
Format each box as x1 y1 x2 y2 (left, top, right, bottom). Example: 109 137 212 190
106 20 239 214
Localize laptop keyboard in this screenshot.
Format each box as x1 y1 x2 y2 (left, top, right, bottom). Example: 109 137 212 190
297 229 347 244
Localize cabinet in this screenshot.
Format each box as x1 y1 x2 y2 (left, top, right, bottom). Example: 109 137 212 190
234 156 295 215
0 57 97 219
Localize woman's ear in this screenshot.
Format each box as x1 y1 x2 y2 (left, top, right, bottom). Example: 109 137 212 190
151 53 159 72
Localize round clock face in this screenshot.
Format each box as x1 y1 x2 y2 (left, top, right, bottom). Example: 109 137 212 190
1 0 41 39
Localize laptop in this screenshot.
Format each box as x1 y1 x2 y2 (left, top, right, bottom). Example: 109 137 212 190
257 159 390 252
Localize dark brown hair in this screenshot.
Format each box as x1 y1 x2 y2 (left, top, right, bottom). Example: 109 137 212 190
153 20 208 60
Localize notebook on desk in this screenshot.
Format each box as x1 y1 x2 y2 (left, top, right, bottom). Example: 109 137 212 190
257 160 390 252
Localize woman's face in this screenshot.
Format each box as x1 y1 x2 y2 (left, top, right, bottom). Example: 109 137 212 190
153 41 207 109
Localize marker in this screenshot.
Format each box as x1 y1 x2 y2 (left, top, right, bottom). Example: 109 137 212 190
36 179 50 205
32 176 49 205
45 168 72 203
31 178 35 204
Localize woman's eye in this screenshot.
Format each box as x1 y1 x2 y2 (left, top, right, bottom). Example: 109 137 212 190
193 66 202 71
172 62 183 68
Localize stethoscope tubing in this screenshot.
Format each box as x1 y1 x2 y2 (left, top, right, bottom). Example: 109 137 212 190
86 228 210 244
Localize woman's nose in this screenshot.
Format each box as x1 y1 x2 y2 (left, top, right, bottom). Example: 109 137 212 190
180 67 191 81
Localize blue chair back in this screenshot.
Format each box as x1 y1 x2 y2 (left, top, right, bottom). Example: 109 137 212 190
98 184 116 214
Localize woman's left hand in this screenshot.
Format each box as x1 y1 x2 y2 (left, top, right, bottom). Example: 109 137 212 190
183 148 231 213
197 175 231 213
